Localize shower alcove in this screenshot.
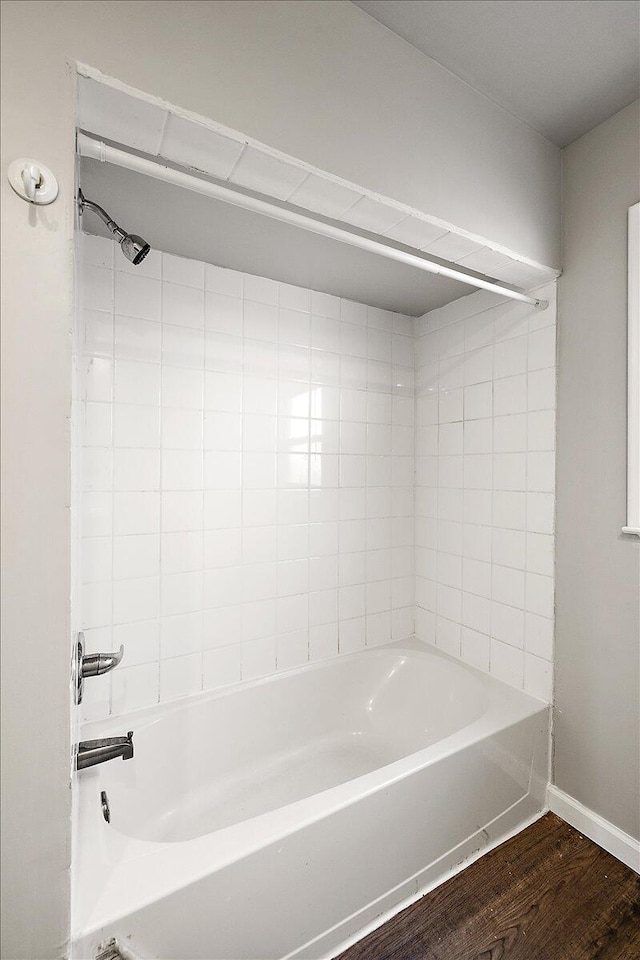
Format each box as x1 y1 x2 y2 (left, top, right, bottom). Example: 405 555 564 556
72 69 558 959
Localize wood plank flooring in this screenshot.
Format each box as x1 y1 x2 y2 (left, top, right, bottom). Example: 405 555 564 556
337 813 640 960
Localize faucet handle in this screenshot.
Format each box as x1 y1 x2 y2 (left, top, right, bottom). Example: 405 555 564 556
81 644 125 678
74 633 125 704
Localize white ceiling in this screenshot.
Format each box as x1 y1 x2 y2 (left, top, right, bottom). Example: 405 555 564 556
352 0 640 147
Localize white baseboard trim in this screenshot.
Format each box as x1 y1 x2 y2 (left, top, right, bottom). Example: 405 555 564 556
547 785 640 874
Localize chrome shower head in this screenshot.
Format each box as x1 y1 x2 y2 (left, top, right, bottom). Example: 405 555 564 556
120 232 151 266
77 189 151 266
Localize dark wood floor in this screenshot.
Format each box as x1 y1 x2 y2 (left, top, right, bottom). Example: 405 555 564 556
337 813 640 960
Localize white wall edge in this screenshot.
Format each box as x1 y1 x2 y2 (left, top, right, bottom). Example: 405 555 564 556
547 785 640 873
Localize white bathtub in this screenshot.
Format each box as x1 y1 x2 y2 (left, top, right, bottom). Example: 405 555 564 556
72 640 549 960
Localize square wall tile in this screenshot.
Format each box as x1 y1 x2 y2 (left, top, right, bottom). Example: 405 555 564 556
203 645 242 690
288 175 361 219
115 273 161 322
341 197 405 233
161 114 245 179
423 232 483 262
230 148 308 201
78 77 167 153
383 216 448 249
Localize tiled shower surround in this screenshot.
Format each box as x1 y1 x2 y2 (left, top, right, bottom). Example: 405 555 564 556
74 234 556 720
415 285 556 701
75 235 416 720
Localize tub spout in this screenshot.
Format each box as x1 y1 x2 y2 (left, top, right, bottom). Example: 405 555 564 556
77 731 134 770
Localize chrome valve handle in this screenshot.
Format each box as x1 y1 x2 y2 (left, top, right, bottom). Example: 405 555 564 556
74 633 125 704
81 645 124 677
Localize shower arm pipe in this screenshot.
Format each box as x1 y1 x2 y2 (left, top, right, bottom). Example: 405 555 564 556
77 188 126 242
77 133 547 310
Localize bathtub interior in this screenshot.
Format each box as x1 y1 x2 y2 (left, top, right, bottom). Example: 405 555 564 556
94 646 490 843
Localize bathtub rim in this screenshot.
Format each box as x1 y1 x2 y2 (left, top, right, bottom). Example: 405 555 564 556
78 636 544 743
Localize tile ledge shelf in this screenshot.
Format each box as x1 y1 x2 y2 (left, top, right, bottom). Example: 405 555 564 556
75 62 559 290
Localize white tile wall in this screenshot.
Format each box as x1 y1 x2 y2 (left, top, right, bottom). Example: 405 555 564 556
415 283 556 701
75 234 414 719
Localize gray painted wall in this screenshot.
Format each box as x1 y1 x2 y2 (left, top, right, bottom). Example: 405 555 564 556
555 99 640 840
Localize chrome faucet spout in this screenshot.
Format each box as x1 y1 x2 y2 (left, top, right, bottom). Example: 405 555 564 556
77 731 134 770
